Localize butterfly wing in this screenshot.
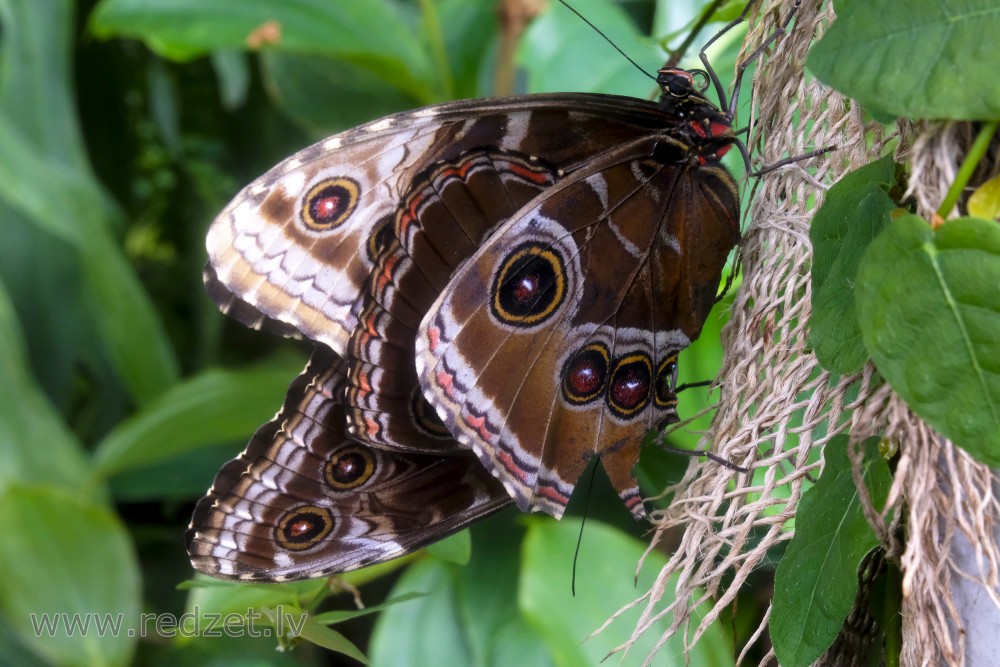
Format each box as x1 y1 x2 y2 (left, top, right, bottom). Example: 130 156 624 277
186 345 511 581
205 95 681 355
416 136 739 518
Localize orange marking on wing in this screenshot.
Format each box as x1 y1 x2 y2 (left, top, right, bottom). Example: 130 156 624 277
435 369 456 399
537 485 570 504
427 325 442 353
363 311 379 338
507 162 552 185
359 371 372 394
376 254 400 293
397 192 425 236
364 417 380 438
496 449 529 483
463 414 494 443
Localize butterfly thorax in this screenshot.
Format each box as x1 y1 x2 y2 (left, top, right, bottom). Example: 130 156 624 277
655 67 734 166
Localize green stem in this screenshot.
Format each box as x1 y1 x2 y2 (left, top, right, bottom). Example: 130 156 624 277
419 0 453 100
883 562 902 667
937 121 999 219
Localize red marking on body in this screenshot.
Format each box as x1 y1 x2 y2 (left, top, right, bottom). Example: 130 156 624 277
496 449 530 483
689 121 707 139
427 325 442 352
463 413 494 443
435 369 456 399
709 120 730 138
716 144 732 158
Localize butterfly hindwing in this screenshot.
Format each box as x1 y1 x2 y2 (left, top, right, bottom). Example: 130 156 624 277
186 345 511 581
416 137 739 518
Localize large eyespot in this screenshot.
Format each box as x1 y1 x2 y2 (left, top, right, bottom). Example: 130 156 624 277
490 241 567 327
561 343 610 405
607 353 653 419
410 388 451 438
275 506 334 551
301 177 360 231
324 444 376 491
654 356 679 408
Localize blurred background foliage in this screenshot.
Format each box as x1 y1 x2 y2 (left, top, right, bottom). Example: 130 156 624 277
0 0 759 665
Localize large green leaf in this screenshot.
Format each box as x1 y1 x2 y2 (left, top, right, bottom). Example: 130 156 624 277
855 215 1000 461
809 0 1000 120
520 517 734 666
370 515 554 667
0 278 94 496
809 157 898 374
261 53 421 137
0 0 179 405
770 436 891 666
90 0 435 102
519 0 663 96
92 358 305 477
0 486 140 667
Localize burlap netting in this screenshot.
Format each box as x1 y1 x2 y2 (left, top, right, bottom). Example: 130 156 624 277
599 1 1000 665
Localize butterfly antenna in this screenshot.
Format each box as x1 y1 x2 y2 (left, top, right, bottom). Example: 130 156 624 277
556 0 655 81
571 458 600 596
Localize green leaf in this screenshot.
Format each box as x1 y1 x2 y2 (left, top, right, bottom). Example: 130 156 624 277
0 278 94 496
311 592 426 625
92 358 306 477
809 0 1000 120
425 529 472 566
0 0 179 405
371 515 556 667
520 517 734 667
855 215 1000 460
518 0 664 96
261 53 420 137
0 485 140 667
297 618 367 663
770 436 891 666
369 560 476 667
968 173 1000 221
89 0 435 102
809 157 898 374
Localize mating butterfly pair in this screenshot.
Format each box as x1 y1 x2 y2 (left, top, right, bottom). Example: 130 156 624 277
185 59 742 580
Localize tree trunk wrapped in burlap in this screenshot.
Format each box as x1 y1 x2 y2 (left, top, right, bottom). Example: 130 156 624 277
602 2 1000 665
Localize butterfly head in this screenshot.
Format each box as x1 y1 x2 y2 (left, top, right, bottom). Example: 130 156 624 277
656 67 719 114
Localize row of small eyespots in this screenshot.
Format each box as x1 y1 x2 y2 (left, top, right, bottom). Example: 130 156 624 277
561 344 678 418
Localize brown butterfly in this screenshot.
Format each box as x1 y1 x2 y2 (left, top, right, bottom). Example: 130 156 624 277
186 65 739 580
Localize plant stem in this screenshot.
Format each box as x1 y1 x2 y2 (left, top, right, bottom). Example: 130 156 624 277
937 121 999 219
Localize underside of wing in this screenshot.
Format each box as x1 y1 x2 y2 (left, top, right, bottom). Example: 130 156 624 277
203 94 677 355
186 345 511 581
416 141 739 518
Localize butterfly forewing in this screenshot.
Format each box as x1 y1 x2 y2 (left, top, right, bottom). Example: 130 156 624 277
204 95 688 355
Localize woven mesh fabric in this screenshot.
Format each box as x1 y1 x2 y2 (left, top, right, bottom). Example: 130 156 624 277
600 2 1000 665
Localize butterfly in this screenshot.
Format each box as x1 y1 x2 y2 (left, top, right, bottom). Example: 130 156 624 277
186 62 740 579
